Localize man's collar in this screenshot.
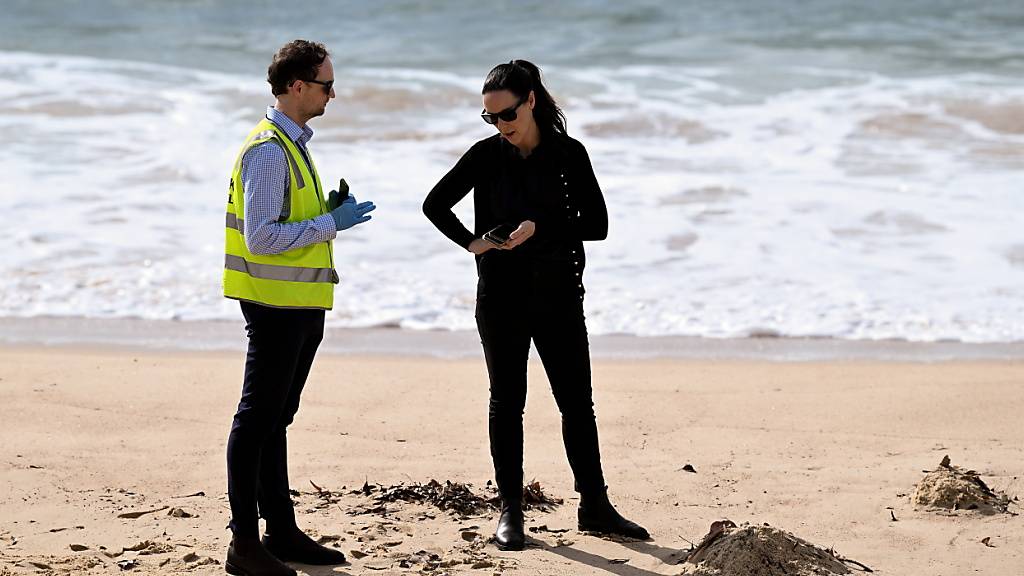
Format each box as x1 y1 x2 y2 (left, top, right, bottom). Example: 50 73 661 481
266 107 314 144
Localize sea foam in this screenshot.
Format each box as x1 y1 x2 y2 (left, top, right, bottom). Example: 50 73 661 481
1 51 1022 342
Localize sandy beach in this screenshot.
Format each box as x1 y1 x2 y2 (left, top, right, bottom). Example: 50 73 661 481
4 2 1024 574
1 342 1021 575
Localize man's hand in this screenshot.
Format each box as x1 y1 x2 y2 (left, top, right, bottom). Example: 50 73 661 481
330 197 375 231
500 220 535 249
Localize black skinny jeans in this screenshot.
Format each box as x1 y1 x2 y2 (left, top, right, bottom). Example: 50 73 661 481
475 259 606 502
226 301 324 538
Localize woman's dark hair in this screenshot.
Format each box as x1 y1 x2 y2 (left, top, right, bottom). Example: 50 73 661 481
267 39 329 96
483 60 566 135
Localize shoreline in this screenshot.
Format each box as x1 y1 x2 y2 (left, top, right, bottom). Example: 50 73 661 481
0 316 1022 361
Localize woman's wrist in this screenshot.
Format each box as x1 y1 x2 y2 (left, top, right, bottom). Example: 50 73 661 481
467 238 493 255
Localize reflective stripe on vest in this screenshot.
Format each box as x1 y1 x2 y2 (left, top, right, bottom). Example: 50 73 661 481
226 212 244 234
224 254 334 283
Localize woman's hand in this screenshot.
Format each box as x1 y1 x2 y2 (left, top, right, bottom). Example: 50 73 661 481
501 220 535 249
467 220 535 254
467 238 495 255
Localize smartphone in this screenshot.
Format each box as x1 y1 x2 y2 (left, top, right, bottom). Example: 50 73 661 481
337 178 350 203
483 223 517 246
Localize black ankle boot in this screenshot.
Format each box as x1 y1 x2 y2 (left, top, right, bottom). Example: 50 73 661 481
261 526 346 566
578 488 650 540
226 535 296 576
493 500 525 551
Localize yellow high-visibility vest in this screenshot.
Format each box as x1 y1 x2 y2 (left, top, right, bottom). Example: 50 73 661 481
223 118 338 310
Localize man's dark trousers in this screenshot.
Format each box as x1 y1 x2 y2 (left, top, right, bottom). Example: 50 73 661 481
227 301 325 538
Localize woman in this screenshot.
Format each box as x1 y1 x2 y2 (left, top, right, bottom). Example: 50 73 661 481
422 60 649 550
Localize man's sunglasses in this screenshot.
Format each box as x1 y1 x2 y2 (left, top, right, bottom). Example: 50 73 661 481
303 78 334 93
481 97 526 125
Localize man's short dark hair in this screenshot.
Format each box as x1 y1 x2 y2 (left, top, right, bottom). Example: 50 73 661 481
267 40 329 96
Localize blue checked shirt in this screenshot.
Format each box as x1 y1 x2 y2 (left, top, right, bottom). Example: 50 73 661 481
241 107 337 255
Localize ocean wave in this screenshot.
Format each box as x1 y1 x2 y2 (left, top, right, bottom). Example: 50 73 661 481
1 50 1023 342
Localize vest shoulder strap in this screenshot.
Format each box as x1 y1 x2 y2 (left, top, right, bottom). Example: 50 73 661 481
235 129 308 222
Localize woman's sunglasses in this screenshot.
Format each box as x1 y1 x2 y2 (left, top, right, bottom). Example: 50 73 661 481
481 96 526 125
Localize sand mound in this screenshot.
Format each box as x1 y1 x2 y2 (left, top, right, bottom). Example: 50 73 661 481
913 456 1011 514
681 520 859 576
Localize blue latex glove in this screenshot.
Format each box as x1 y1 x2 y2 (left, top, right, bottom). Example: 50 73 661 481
330 196 375 231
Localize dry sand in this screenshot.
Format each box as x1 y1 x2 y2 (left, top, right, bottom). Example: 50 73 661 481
1 345 1022 575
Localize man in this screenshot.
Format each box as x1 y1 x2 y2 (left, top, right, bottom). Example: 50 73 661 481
222 39 375 576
